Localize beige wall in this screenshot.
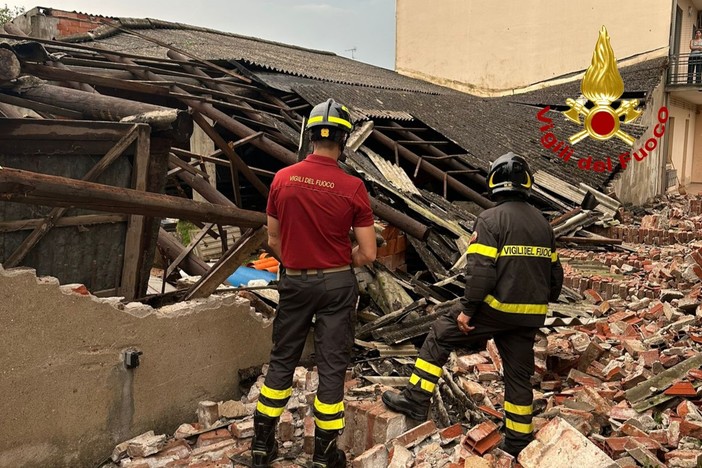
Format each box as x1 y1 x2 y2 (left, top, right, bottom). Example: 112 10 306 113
613 81 668 204
396 0 672 95
0 265 273 468
668 99 697 185
692 107 702 182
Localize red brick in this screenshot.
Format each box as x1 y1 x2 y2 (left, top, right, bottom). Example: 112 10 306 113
518 417 615 468
664 449 702 466
195 428 232 448
278 411 294 442
352 444 388 468
680 419 702 439
229 419 254 439
439 423 464 444
303 415 315 454
664 381 698 397
463 420 500 455
393 420 436 448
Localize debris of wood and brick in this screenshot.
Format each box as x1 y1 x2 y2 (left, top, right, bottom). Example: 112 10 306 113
102 193 702 467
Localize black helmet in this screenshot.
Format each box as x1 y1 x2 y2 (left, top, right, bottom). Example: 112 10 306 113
306 99 353 143
486 152 533 198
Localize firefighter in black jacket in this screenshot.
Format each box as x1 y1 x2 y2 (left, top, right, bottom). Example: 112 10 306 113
382 152 564 457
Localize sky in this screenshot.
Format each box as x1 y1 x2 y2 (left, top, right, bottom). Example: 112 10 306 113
7 0 396 69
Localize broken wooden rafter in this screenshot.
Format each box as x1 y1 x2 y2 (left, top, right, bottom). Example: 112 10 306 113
386 121 487 190
185 226 268 300
89 45 432 239
3 124 141 268
100 18 252 84
0 214 127 233
157 228 209 277
168 153 211 179
371 129 493 209
163 222 214 291
0 92 83 119
191 111 270 198
0 167 267 227
22 61 170 97
10 80 189 132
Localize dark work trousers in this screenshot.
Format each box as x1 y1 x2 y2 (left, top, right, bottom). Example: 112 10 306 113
405 309 538 453
689 53 702 83
257 269 358 431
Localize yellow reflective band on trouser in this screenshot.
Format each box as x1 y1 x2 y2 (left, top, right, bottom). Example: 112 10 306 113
551 252 559 262
256 401 285 418
499 245 552 259
409 373 436 393
505 417 534 434
415 358 442 377
315 416 345 430
314 397 344 415
260 385 293 400
466 243 498 259
307 115 353 129
504 401 532 416
484 295 548 315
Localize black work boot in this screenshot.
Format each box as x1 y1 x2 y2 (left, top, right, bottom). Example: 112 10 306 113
251 412 278 468
312 427 346 468
381 390 429 420
498 440 526 458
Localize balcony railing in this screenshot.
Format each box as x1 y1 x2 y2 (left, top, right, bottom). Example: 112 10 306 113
668 53 702 85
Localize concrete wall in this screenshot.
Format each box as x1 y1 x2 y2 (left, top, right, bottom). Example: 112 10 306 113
0 265 273 468
613 81 667 204
396 0 671 95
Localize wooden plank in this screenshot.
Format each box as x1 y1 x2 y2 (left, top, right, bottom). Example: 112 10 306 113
185 226 267 300
120 126 150 300
3 126 139 268
0 214 127 233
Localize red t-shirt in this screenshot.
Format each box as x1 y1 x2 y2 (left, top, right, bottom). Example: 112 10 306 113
266 154 374 269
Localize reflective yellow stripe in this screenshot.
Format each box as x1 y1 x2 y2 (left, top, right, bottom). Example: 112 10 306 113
415 358 442 377
551 252 559 263
505 417 534 434
314 397 344 415
500 245 552 259
307 115 353 129
315 417 345 430
256 401 285 418
260 385 292 400
484 295 548 315
466 243 498 259
409 373 436 393
504 401 532 416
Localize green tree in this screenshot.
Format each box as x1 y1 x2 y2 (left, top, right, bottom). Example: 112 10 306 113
0 4 25 25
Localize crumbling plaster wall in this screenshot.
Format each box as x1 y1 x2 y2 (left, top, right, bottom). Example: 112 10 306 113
0 265 273 468
612 80 666 205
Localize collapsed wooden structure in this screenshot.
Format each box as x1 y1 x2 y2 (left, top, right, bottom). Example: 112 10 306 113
0 18 661 313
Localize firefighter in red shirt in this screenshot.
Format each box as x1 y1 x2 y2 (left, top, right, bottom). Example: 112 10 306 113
382 152 563 457
251 99 377 468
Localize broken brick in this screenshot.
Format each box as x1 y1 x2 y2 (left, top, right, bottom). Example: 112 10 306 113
352 444 388 468
518 417 615 468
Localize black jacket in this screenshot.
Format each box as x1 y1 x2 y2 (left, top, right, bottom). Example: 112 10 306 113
461 198 564 327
